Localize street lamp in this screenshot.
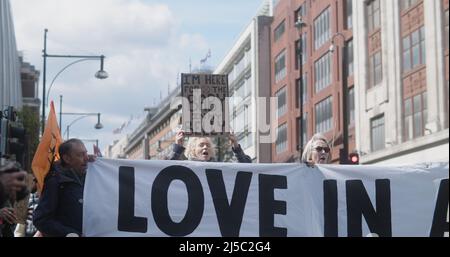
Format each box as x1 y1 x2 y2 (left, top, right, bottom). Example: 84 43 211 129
330 32 349 164
41 28 108 134
295 15 307 157
61 112 103 139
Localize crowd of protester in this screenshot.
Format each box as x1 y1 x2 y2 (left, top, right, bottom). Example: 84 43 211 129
0 129 332 237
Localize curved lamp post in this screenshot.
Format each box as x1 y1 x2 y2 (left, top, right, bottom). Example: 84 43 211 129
46 58 108 106
61 112 103 139
42 28 108 134
330 32 349 164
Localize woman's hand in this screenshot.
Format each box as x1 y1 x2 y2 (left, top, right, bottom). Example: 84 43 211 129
228 132 239 149
175 129 185 146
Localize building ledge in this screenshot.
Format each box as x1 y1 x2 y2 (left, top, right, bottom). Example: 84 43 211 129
361 129 449 164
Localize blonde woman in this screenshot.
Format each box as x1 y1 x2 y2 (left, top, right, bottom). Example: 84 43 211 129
168 129 251 163
301 133 332 165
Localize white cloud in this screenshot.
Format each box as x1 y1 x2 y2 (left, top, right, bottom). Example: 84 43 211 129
10 0 262 153
10 0 214 151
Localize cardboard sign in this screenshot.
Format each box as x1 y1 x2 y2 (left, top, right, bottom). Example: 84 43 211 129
181 73 229 136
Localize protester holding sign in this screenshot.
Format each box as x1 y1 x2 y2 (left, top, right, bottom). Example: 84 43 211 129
168 129 251 163
301 133 332 165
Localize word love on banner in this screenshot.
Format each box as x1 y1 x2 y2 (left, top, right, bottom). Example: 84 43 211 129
84 159 449 237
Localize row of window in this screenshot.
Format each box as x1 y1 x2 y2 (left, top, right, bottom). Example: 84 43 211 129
276 90 429 154
277 38 354 97
234 82 428 155
276 89 356 154
276 92 429 155
371 93 428 152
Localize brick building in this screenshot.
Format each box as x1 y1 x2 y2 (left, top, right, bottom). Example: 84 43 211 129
271 0 355 163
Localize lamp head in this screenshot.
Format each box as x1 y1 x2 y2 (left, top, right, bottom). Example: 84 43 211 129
95 55 108 79
295 15 306 29
95 113 103 129
95 123 103 130
95 70 108 79
329 44 336 53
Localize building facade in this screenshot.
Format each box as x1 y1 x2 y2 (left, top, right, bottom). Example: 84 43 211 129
124 89 181 160
271 0 355 163
105 136 129 159
214 0 273 163
20 55 41 110
0 0 22 109
354 0 449 164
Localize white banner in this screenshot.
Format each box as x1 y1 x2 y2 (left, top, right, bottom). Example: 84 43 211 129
83 159 449 237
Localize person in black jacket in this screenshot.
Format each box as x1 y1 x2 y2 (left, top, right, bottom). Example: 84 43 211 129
168 129 252 163
33 139 90 237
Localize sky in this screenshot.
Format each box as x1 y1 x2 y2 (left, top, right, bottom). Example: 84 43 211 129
10 0 266 153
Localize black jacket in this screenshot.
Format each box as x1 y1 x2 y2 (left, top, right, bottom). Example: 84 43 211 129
33 162 85 237
168 143 252 163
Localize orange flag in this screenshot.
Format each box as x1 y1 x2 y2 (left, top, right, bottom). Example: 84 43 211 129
31 101 63 193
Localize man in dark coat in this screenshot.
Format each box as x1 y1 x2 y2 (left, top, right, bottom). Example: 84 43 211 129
33 139 89 237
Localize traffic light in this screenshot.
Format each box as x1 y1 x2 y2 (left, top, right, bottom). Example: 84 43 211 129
6 122 27 167
349 153 359 165
0 118 8 156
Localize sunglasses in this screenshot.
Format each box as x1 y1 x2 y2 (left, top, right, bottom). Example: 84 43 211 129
314 146 330 153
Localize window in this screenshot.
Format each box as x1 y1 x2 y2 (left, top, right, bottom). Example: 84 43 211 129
400 0 419 11
402 26 426 73
295 2 307 24
234 108 245 133
275 50 287 83
234 55 246 78
369 51 383 88
314 8 330 50
315 52 332 93
404 92 427 141
346 40 354 76
348 87 355 125
274 20 286 42
366 0 381 32
276 123 288 154
371 115 385 152
297 75 308 107
345 0 353 29
276 87 287 117
298 114 308 148
235 79 251 100
315 96 333 133
245 133 253 148
295 33 308 69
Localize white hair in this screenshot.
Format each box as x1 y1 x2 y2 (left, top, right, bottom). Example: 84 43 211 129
185 137 216 161
301 133 331 164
